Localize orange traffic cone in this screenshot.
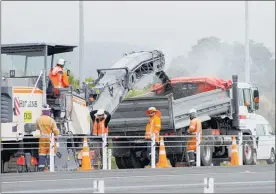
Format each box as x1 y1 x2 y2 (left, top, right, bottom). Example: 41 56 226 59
229 136 239 166
156 136 172 168
79 137 93 171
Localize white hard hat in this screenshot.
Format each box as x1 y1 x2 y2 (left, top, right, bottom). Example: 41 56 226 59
148 107 157 112
57 58 65 65
42 104 51 111
96 109 105 116
189 109 197 114
146 107 157 114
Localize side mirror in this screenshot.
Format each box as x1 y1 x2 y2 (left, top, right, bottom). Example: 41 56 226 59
253 89 259 99
253 89 259 110
10 70 15 77
67 70 70 76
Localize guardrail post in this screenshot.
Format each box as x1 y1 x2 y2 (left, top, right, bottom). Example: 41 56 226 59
204 177 214 193
151 133 156 168
49 133 55 172
107 148 112 170
238 132 243 166
93 180 105 193
196 132 201 167
102 134 107 170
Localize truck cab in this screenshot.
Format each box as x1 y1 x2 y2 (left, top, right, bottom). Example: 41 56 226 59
236 82 275 164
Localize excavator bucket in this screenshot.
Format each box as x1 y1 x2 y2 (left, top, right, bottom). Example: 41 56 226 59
54 138 80 171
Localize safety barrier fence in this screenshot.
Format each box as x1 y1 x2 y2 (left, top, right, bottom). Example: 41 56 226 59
1 133 274 173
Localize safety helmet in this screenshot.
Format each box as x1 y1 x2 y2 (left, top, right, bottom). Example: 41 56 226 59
57 58 65 67
189 109 197 114
42 104 51 111
189 108 197 120
146 107 157 115
42 104 51 116
96 109 105 116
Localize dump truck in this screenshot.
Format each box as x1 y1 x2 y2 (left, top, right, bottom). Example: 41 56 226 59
109 75 275 168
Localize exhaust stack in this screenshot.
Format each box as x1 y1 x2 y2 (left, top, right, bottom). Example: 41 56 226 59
232 75 240 128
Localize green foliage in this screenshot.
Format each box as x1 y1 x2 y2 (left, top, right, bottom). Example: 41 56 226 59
126 89 147 98
67 70 80 90
66 69 94 90
84 76 95 89
126 83 153 98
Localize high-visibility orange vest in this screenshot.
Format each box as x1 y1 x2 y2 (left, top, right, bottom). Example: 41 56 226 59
187 117 202 151
93 119 108 136
62 71 70 87
49 66 70 94
145 113 161 142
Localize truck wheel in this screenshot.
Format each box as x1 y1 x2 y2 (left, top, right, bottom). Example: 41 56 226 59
200 139 213 166
243 137 255 165
201 145 213 166
115 157 126 169
123 152 143 168
123 156 134 168
266 148 275 165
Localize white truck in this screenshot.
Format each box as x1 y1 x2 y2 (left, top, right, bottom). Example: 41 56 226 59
109 75 275 168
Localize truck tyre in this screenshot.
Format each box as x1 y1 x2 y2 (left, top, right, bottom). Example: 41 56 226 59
200 138 213 166
266 148 275 165
115 157 126 169
123 156 134 168
123 152 143 168
243 137 256 165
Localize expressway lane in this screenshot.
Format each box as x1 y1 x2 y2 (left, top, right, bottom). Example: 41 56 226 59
1 165 275 193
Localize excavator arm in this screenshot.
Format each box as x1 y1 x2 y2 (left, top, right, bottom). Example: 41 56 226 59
82 50 170 114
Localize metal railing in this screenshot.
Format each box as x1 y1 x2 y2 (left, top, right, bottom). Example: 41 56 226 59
1 133 275 173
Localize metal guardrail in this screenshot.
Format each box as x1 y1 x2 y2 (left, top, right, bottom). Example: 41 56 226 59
1 133 275 172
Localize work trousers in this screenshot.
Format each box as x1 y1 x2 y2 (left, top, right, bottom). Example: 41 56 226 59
38 139 57 171
90 139 103 169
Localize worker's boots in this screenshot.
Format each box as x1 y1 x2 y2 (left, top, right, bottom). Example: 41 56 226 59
187 151 196 166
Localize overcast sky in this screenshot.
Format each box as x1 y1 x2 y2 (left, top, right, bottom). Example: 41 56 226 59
2 1 275 60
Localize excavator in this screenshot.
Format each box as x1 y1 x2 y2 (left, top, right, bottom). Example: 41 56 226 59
1 43 168 173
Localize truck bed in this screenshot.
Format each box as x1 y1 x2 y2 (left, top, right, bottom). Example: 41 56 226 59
109 89 232 133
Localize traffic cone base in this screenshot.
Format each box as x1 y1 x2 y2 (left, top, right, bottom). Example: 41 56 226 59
155 137 172 168
80 137 93 171
156 158 172 168
229 136 239 166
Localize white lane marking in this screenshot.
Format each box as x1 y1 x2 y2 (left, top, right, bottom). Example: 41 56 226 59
106 180 276 190
1 170 268 184
2 180 275 193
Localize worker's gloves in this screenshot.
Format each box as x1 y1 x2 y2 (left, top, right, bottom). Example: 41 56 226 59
184 130 190 135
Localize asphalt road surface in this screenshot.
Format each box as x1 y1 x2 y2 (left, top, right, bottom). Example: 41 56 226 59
1 165 275 193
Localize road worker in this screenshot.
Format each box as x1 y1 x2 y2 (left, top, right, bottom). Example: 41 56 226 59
49 58 70 95
35 104 59 172
145 107 161 165
90 109 111 169
186 109 202 166
49 58 70 119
